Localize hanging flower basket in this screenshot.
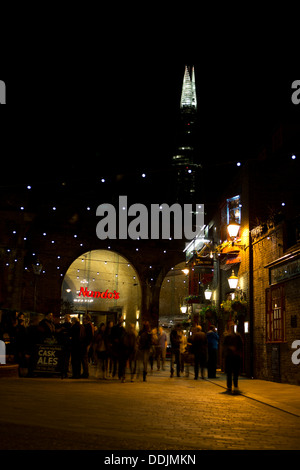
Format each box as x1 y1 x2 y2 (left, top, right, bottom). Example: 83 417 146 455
220 299 248 322
184 295 201 304
231 300 247 314
220 300 233 313
200 305 219 322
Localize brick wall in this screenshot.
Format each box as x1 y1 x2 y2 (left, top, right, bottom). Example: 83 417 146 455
282 279 300 385
252 224 300 385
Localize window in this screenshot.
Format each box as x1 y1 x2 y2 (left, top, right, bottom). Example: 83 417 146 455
227 195 241 225
266 285 285 343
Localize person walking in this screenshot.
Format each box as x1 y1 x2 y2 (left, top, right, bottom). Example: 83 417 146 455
60 314 72 378
122 323 138 382
149 327 158 372
191 325 207 380
206 325 219 379
138 321 152 381
81 314 94 378
111 316 126 380
95 323 107 379
15 312 27 375
180 329 187 374
104 320 114 377
170 324 182 378
70 317 84 379
223 330 243 394
156 326 167 371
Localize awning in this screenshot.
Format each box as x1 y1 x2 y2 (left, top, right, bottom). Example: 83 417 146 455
226 255 241 265
220 246 241 271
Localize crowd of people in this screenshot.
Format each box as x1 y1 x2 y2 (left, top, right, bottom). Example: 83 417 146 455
0 309 243 392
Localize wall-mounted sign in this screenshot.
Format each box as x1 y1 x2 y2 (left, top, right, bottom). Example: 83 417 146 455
270 258 300 285
78 286 120 300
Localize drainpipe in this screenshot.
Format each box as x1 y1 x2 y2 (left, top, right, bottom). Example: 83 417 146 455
249 228 254 378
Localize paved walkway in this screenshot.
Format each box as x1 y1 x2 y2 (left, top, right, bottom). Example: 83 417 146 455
206 374 300 418
0 364 299 450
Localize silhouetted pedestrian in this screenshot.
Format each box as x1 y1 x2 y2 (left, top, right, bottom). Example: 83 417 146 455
170 324 182 377
104 320 114 377
191 325 207 380
124 323 138 382
156 326 167 371
111 316 126 379
138 321 152 381
81 314 94 378
207 325 219 378
70 317 85 379
38 312 55 342
223 331 243 393
16 312 27 374
95 323 107 379
59 314 72 378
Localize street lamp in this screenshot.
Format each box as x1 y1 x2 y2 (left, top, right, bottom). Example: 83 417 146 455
204 286 212 300
227 220 240 239
228 269 238 290
32 261 43 312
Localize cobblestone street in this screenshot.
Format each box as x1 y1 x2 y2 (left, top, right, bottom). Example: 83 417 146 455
0 365 299 451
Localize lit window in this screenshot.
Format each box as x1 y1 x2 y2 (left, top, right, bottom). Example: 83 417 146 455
266 285 285 343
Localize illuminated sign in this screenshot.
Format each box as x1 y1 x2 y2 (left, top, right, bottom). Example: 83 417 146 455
78 286 120 300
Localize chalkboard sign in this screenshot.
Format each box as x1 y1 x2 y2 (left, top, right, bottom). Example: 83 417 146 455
33 337 64 376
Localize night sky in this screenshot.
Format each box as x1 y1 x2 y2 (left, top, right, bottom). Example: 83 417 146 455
1 48 299 213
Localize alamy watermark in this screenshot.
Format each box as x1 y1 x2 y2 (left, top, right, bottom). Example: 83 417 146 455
291 340 300 365
96 196 204 240
291 80 300 105
0 340 6 364
0 80 6 104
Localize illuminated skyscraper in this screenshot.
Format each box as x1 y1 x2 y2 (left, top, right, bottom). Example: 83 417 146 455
180 65 197 111
172 65 202 203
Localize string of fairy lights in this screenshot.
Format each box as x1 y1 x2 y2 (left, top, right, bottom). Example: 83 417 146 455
3 217 189 293
1 152 297 285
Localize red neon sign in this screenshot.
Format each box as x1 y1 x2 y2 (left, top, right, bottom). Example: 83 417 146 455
78 287 120 300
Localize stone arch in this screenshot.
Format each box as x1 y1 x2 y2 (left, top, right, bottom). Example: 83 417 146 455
61 249 142 327
159 261 189 323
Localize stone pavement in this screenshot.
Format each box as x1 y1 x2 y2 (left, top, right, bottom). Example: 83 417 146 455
0 363 299 451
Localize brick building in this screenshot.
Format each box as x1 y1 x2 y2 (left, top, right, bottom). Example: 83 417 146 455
186 120 300 385
251 223 300 385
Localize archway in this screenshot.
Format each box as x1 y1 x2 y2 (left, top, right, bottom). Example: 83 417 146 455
61 250 142 328
159 261 189 326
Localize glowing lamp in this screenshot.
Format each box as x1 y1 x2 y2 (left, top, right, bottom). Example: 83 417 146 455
204 287 212 300
227 221 240 239
228 270 238 290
